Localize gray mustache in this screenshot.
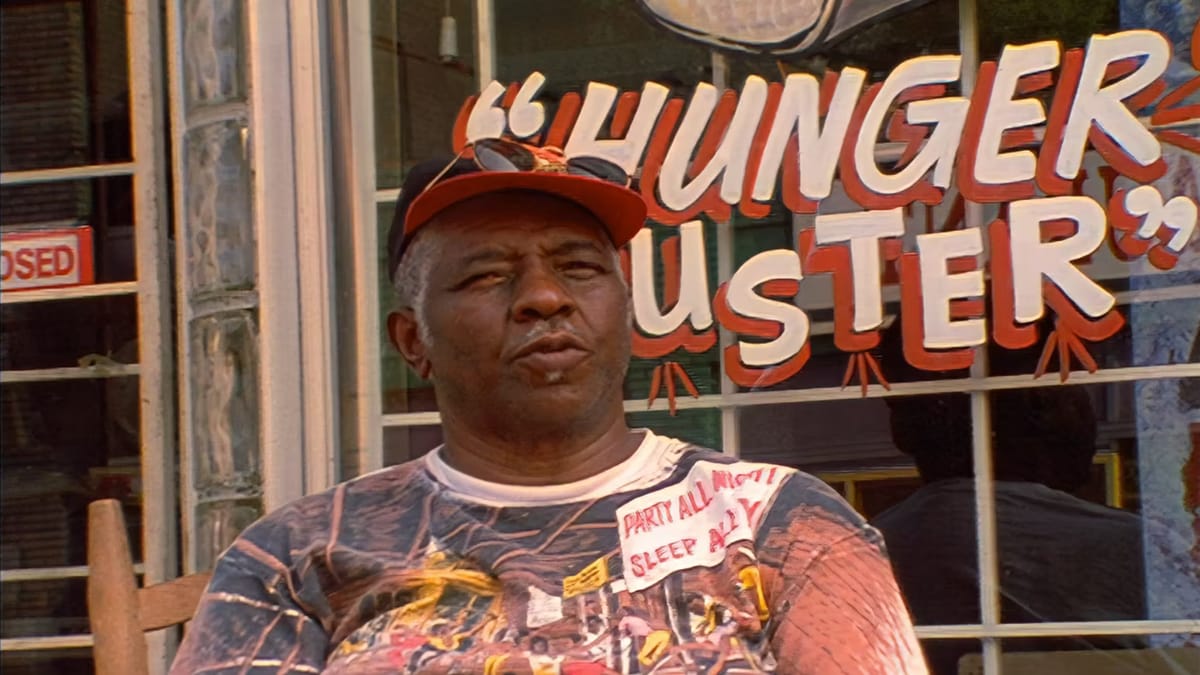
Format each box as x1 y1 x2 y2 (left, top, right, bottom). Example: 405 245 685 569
518 321 580 343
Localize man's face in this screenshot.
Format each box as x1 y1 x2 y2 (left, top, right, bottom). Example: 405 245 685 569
389 192 632 436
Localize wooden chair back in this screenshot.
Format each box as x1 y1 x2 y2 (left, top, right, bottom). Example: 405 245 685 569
86 499 211 675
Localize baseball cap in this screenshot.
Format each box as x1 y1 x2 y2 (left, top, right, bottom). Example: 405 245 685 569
387 155 648 282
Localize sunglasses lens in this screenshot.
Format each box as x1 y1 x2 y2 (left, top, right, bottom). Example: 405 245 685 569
473 138 535 172
566 156 629 186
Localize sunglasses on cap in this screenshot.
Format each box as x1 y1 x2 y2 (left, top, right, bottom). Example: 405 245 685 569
424 138 632 194
388 139 647 283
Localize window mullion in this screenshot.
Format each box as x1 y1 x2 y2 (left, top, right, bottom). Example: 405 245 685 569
0 162 136 186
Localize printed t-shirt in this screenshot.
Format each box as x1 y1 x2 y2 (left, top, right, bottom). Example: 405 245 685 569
170 430 926 674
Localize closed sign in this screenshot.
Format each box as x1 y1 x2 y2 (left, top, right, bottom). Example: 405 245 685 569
1 226 94 291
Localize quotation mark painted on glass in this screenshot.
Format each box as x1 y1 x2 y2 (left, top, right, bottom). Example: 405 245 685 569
1109 185 1199 270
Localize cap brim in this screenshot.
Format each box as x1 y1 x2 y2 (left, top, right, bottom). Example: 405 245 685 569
406 172 648 248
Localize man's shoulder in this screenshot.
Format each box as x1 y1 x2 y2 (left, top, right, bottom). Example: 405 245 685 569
231 459 433 553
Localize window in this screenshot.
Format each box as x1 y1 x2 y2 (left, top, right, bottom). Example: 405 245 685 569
345 1 1200 673
0 0 174 672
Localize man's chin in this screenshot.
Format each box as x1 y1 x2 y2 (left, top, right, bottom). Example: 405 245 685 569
501 377 613 412
512 363 588 388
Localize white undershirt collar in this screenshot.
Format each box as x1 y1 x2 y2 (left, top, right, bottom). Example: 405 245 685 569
423 428 688 507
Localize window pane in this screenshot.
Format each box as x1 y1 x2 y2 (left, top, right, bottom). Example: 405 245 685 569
723 0 961 82
1 377 141 668
981 639 1200 674
495 0 709 90
626 408 721 450
0 379 143 565
989 380 1199 624
0 578 89 639
739 374 1200 669
740 397 906 479
383 424 443 467
0 0 132 172
979 0 1118 55
371 0 477 189
378 200 439 416
874 377 1200 673
1 176 138 284
0 647 92 675
1 295 138 371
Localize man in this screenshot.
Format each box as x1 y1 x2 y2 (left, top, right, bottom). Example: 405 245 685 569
171 145 926 674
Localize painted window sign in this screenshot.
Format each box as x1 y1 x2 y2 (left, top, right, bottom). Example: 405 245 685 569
0 225 95 292
451 24 1199 401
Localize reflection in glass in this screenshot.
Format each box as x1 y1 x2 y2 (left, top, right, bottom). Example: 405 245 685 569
0 649 92 675
874 382 1148 673
495 0 708 92
627 408 720 451
183 120 256 297
0 1 132 172
182 0 246 111
0 379 142 550
190 310 262 497
1 177 137 284
383 425 444 468
195 498 262 572
982 638 1200 675
0 578 89 639
978 0 1118 58
734 348 1197 671
1 296 138 371
378 202 439 416
371 0 477 189
0 378 142 661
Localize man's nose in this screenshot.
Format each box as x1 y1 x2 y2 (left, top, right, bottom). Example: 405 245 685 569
511 265 575 321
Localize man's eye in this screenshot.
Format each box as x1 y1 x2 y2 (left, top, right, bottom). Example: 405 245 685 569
562 261 605 278
457 272 506 289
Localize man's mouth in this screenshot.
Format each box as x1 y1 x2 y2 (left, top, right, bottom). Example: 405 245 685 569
511 332 589 373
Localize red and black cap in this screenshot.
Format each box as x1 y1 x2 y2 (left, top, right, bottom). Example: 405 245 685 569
387 157 647 282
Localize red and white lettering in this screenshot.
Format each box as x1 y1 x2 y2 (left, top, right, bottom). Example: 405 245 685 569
658 76 769 213
751 69 866 203
465 80 508 143
814 208 905 332
0 227 93 292
1008 196 1114 322
972 42 1060 194
853 56 968 200
505 72 548 138
629 220 713 336
714 249 810 387
1055 30 1169 183
915 228 986 349
565 80 670 174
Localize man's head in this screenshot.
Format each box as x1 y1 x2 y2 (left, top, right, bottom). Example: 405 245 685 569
386 153 646 442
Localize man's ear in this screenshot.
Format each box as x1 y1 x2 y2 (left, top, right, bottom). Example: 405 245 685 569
387 310 433 379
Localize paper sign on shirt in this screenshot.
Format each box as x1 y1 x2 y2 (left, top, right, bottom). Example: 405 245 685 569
616 460 794 592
